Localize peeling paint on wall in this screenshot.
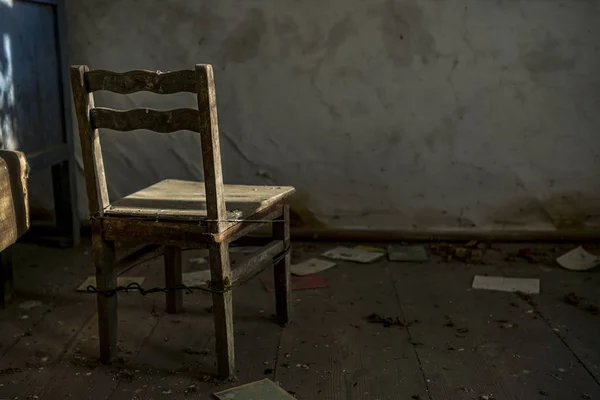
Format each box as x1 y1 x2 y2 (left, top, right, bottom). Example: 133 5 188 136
55 0 600 232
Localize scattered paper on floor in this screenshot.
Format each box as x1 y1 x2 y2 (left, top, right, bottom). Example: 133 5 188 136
322 246 384 263
76 276 145 292
472 275 540 294
213 378 296 399
556 246 599 271
189 256 206 265
18 300 43 310
183 270 211 286
387 245 428 262
291 258 336 276
354 245 386 253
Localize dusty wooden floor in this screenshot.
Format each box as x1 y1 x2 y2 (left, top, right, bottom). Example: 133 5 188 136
0 239 599 399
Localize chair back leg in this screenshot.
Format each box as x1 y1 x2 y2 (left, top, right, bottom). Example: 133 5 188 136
0 247 14 308
273 205 291 325
164 246 183 314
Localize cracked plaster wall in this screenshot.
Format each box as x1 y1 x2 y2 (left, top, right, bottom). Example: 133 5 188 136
57 0 600 231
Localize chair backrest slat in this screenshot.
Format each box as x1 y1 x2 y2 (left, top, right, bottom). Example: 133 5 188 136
195 65 227 232
70 64 228 230
85 69 196 94
90 107 200 133
70 65 110 215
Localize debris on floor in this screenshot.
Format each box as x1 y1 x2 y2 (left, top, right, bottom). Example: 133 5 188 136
564 292 582 306
213 378 296 399
556 246 599 271
365 313 407 328
182 270 211 286
18 300 43 310
514 248 537 263
505 246 551 264
189 256 206 265
387 244 428 262
322 246 384 263
76 276 145 292
185 384 199 393
472 275 540 294
182 347 209 356
354 245 386 253
564 292 599 315
0 367 22 377
430 242 484 263
291 258 336 276
262 275 327 292
444 315 455 327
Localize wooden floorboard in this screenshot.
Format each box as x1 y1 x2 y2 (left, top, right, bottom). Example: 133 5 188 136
0 242 99 399
391 245 600 400
533 260 600 384
108 248 284 399
2 241 600 399
108 249 216 400
276 243 427 400
40 258 165 399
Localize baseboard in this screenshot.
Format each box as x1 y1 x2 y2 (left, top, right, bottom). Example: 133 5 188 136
290 228 600 242
32 221 600 243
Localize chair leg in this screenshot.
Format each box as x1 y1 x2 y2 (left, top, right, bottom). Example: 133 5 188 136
164 246 183 314
52 160 81 247
209 241 235 378
273 205 291 325
93 233 117 363
0 246 14 308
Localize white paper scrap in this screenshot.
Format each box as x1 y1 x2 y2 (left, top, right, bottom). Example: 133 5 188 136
322 247 384 264
556 246 600 271
291 258 336 276
183 270 211 286
77 276 145 292
472 275 540 294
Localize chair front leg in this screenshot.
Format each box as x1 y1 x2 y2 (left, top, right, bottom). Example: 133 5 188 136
164 246 183 314
209 241 235 378
273 205 291 325
93 232 118 363
0 246 14 308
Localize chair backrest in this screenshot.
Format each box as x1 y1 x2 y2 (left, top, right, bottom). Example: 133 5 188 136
69 65 227 231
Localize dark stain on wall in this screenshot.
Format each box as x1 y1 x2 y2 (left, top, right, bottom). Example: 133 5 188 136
423 116 457 153
412 208 476 228
221 8 266 64
520 33 575 76
273 16 323 58
287 194 327 228
488 193 600 230
324 16 357 59
380 0 437 67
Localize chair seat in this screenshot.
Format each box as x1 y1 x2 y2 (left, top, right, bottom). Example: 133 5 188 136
105 179 295 222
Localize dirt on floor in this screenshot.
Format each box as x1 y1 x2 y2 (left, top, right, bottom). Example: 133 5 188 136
0 239 599 399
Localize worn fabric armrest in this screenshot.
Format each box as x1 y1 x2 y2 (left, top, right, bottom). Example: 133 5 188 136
0 150 29 252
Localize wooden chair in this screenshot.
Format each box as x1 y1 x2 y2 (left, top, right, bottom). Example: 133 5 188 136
69 64 295 378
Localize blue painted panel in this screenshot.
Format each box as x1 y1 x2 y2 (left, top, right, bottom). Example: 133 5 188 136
0 0 63 153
